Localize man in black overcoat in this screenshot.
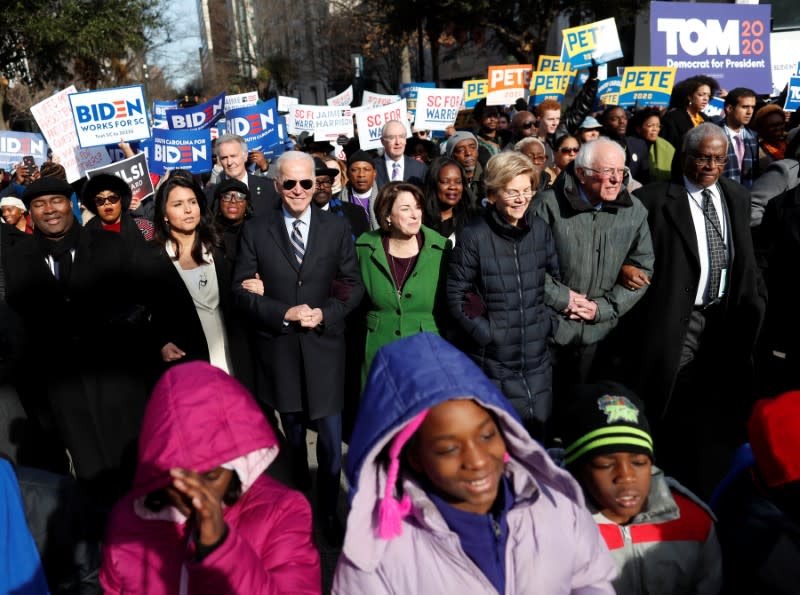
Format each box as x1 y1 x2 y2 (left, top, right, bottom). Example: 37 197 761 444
232 151 364 545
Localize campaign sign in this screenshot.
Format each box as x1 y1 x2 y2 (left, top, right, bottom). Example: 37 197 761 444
166 92 225 129
362 90 402 108
105 141 141 163
289 105 318 134
225 99 280 151
354 99 410 151
224 91 258 111
650 2 772 93
529 71 572 106
327 86 353 107
0 132 48 170
617 66 676 107
785 76 800 112
314 106 354 142
148 128 212 175
278 95 299 113
462 79 487 109
414 88 464 131
264 117 288 157
400 82 435 116
68 85 150 148
703 96 726 118
153 100 178 129
486 64 532 106
30 86 111 182
560 18 623 69
537 55 573 72
597 76 621 106
86 153 154 203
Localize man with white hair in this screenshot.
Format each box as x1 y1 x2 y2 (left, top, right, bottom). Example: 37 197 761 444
208 133 279 215
232 150 364 546
373 120 427 189
533 137 654 392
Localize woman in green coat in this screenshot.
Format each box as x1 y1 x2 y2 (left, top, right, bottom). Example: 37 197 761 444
355 182 449 383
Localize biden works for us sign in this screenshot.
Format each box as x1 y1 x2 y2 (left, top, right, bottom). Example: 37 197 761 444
650 1 772 93
68 85 150 148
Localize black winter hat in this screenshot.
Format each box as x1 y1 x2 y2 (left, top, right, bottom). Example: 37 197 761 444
81 174 132 214
560 381 654 466
347 150 374 168
214 178 249 201
21 177 74 207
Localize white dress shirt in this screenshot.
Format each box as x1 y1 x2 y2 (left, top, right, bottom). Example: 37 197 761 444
684 176 728 305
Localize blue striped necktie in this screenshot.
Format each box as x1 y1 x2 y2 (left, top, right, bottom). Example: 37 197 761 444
290 219 305 264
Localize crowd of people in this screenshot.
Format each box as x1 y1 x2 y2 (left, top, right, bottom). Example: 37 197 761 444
2 69 800 594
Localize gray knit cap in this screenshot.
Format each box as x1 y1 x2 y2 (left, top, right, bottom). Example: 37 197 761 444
446 131 478 159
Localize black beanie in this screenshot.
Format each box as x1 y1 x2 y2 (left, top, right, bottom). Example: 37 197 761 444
347 150 374 169
560 381 654 466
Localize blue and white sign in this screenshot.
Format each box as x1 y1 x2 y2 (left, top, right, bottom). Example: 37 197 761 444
147 128 212 175
0 131 48 170
153 100 178 129
414 88 464 131
165 92 225 129
400 82 436 117
68 85 150 148
650 1 772 93
225 99 280 152
785 76 800 112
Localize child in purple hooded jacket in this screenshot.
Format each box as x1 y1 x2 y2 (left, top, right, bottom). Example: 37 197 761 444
333 333 615 594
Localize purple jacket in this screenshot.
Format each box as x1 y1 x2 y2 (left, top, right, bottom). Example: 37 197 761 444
333 333 616 594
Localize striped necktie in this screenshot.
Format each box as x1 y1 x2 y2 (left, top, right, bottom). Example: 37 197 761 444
702 188 727 302
392 161 400 180
290 219 305 264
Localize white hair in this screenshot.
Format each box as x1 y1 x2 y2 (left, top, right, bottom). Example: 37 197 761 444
215 134 248 157
574 137 626 170
275 151 315 179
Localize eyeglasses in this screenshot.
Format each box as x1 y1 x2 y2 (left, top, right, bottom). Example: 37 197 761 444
584 167 627 178
94 194 121 207
559 146 580 154
382 134 406 142
528 154 547 163
315 179 333 188
501 189 534 201
220 191 247 203
520 121 535 129
691 154 728 167
281 178 314 190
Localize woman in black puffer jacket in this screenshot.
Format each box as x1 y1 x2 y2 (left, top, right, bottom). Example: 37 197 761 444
447 151 560 442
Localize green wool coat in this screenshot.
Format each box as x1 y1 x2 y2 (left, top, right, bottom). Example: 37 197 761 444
355 225 449 383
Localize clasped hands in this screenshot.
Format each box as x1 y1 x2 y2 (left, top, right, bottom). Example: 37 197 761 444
564 290 598 321
285 304 324 328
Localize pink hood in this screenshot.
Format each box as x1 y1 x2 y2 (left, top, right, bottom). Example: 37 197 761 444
132 361 278 500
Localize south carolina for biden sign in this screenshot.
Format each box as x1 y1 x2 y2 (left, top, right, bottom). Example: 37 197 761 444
68 85 150 148
650 2 772 93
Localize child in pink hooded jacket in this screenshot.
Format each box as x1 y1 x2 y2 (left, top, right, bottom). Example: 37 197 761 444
100 361 320 594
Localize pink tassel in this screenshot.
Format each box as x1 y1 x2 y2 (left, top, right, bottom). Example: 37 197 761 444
503 451 510 463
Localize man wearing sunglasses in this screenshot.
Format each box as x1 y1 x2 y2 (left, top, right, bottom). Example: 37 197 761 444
533 137 653 398
233 151 364 546
208 133 280 216
618 123 765 501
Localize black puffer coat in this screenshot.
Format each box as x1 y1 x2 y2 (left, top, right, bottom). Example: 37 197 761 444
447 206 560 438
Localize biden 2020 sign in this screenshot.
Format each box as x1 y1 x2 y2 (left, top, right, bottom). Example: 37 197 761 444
650 2 772 93
68 85 150 148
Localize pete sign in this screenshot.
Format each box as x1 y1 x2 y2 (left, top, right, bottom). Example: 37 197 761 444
560 18 623 69
69 85 150 148
148 128 212 175
462 79 487 109
226 99 280 151
354 99 409 151
529 71 572 106
487 65 532 106
650 2 772 93
618 67 676 107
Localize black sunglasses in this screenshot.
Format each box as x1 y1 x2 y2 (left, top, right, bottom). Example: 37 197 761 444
281 179 314 191
94 194 121 207
521 121 535 129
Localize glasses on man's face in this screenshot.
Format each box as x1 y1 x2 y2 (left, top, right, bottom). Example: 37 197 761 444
501 189 534 202
220 191 247 203
691 154 728 167
584 167 627 179
382 134 405 142
559 146 579 155
528 154 546 163
521 121 535 129
94 194 121 207
315 178 333 188
281 179 314 191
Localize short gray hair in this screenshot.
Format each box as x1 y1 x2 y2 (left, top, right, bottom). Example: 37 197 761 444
574 137 626 170
275 151 315 180
514 137 546 153
216 134 248 158
682 122 729 155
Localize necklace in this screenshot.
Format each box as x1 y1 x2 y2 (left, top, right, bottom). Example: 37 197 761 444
389 253 415 298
